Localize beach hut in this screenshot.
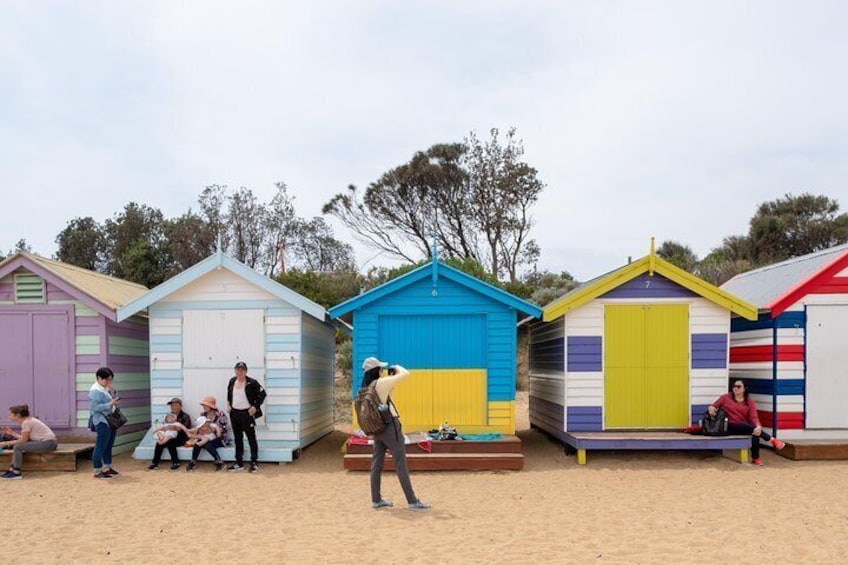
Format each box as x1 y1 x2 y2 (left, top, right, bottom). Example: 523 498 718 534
0 252 150 453
722 243 848 444
329 257 542 436
117 248 337 463
529 245 757 462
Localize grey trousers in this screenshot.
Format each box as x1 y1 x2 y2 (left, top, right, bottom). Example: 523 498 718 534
12 439 58 469
371 418 417 504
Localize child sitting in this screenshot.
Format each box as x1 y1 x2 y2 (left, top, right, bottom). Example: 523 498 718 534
186 416 219 447
152 413 184 445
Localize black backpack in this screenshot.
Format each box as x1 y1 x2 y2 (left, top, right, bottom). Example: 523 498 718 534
354 382 391 435
701 407 729 436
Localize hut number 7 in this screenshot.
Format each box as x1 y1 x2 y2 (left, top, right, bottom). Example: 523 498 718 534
644 279 651 287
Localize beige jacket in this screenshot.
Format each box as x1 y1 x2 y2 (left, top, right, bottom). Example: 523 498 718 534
375 365 410 417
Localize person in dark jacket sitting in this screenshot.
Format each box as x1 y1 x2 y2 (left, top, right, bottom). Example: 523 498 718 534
148 398 192 471
226 361 267 473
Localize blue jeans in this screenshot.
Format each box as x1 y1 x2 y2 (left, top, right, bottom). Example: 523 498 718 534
93 422 117 470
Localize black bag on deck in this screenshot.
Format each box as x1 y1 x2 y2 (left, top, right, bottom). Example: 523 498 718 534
701 407 729 436
354 382 390 435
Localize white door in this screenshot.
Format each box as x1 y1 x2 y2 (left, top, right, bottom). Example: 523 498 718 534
182 310 266 426
806 305 848 428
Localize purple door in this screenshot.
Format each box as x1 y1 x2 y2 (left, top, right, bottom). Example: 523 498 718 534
0 308 73 427
0 313 34 425
32 312 73 427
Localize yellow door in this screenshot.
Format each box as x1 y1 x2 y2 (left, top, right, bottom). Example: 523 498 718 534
605 304 689 429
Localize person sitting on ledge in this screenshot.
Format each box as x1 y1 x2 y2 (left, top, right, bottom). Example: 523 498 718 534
684 379 785 466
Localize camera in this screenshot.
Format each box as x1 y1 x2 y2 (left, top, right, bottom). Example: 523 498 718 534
387 366 397 376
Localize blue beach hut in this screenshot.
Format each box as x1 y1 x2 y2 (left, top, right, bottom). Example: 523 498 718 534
329 257 542 435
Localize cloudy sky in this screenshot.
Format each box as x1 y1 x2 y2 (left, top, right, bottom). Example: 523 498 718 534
2 1 846 281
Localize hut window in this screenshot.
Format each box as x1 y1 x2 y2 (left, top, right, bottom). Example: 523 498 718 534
14 273 44 303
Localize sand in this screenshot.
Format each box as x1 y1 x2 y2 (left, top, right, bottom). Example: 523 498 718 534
6 394 848 564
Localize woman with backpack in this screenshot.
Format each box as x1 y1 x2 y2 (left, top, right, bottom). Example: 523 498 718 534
686 379 786 465
360 356 430 511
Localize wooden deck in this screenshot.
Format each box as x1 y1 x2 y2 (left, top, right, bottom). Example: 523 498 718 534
559 431 753 465
343 436 524 471
778 440 848 461
0 443 93 472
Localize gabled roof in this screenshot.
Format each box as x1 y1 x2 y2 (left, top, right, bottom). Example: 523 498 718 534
543 250 758 322
0 252 148 320
328 259 542 322
117 249 327 322
721 243 848 317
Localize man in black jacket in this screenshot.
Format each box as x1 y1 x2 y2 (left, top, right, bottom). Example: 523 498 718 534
226 361 267 472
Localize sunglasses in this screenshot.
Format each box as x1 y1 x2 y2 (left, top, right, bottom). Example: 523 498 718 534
732 384 743 389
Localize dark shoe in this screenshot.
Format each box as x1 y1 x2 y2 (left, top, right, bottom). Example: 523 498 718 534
186 461 196 472
372 499 393 509
215 461 225 472
228 463 245 472
408 500 431 511
147 463 159 471
249 462 259 473
169 462 181 471
105 468 119 476
94 472 113 480
1 470 22 480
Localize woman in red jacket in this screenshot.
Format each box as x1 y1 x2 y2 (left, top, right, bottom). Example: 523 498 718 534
708 380 785 465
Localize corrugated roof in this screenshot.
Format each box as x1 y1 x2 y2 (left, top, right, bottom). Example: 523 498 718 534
0 252 148 311
720 244 848 309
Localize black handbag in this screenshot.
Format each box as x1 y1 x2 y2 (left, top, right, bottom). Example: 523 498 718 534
106 408 128 430
701 407 729 436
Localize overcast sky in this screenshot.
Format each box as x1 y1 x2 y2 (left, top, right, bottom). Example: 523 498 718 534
2 1 847 281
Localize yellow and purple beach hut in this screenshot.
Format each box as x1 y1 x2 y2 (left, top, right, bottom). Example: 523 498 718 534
529 245 758 463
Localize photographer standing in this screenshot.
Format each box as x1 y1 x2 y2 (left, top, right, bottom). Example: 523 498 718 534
226 361 267 472
361 357 430 511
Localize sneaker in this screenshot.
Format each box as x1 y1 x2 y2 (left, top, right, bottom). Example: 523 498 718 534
770 438 786 450
215 461 225 472
682 425 702 434
94 471 113 479
249 462 259 473
104 468 119 476
186 462 196 472
372 499 393 509
408 500 431 511
751 458 764 466
1 470 22 480
147 463 159 471
228 463 245 472
170 462 181 471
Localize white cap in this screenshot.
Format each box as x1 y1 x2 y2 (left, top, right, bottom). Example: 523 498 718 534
362 357 388 371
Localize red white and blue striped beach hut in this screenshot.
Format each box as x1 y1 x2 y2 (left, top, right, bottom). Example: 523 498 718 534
722 244 848 439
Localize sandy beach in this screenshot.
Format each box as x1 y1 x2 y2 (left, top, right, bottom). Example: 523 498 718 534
6 394 848 564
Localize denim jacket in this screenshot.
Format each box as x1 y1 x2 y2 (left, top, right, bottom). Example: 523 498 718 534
89 383 114 429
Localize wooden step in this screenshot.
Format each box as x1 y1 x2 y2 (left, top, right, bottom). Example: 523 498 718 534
0 443 93 472
345 436 523 456
343 452 524 471
778 440 848 461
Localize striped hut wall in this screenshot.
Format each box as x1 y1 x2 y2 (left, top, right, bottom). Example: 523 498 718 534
297 314 334 448
729 310 806 432
106 316 150 453
528 318 565 437
564 301 604 431
148 306 184 422
689 298 731 424
0 273 13 303
264 305 302 444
